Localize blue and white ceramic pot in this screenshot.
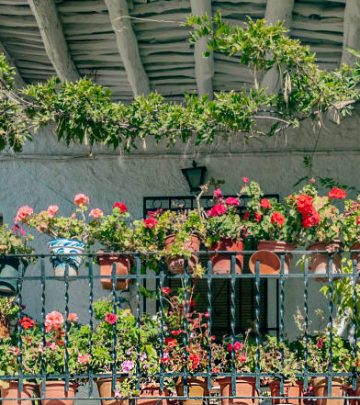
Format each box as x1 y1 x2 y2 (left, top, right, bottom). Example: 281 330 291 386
48 239 85 278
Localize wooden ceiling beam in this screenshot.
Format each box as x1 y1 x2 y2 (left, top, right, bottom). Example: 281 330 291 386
342 0 360 66
104 0 150 96
190 0 214 98
27 0 80 82
261 0 295 94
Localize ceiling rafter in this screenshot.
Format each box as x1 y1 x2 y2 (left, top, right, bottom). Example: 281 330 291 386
190 0 214 98
342 0 360 66
260 0 295 94
27 0 80 82
104 0 150 97
0 41 25 88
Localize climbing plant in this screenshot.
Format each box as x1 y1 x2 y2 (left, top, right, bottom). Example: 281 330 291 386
0 15 359 153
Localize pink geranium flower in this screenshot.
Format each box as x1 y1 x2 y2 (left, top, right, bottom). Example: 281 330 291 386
73 194 90 206
89 208 103 218
15 206 33 223
67 313 79 323
214 188 223 198
225 197 240 206
242 177 250 183
144 217 158 229
47 205 59 218
45 311 64 332
78 354 91 365
105 313 118 325
207 204 227 217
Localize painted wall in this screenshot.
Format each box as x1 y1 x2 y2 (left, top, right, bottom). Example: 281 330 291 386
0 112 359 347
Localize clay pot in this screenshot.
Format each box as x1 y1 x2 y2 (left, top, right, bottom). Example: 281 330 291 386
98 252 130 290
350 242 360 273
210 239 244 274
96 378 129 405
39 381 77 405
307 242 342 281
269 380 303 405
176 377 209 405
217 377 258 405
165 234 200 274
137 383 167 404
249 241 296 275
312 378 345 405
2 381 36 405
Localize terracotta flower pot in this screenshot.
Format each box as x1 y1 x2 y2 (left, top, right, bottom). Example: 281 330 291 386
176 377 209 405
312 378 345 405
137 383 167 405
249 241 296 275
307 242 342 282
98 252 130 290
269 380 303 405
96 378 129 405
40 381 77 405
210 239 244 274
350 242 360 273
165 234 200 274
217 376 258 405
2 381 36 405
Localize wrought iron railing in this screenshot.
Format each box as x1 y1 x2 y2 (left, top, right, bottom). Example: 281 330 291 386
0 249 358 404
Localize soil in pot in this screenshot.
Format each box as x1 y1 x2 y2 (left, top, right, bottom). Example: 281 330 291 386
2 381 37 405
165 234 200 274
176 377 209 405
217 377 258 405
249 241 296 275
96 378 129 405
307 242 342 282
0 257 22 296
40 381 77 405
48 239 85 278
269 380 303 405
210 239 244 275
137 383 167 405
98 252 130 290
312 378 345 405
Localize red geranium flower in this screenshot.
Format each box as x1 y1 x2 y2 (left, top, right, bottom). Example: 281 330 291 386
207 204 227 217
227 343 233 352
302 211 321 228
112 201 128 213
260 198 271 209
254 212 262 223
225 197 240 206
189 353 201 370
328 187 346 200
144 217 158 229
270 212 285 227
105 313 118 325
171 330 183 336
19 317 35 330
161 287 172 295
317 337 324 349
165 338 178 348
233 341 243 351
243 211 250 221
296 194 314 215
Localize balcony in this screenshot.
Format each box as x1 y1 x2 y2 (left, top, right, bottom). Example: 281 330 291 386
0 249 358 404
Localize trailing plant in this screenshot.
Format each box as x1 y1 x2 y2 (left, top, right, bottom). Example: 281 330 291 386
0 224 33 256
341 197 360 248
0 16 359 152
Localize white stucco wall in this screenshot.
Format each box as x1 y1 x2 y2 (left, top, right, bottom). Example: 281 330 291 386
0 112 359 348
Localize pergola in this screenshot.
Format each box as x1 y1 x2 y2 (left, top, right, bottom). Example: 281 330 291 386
0 0 359 101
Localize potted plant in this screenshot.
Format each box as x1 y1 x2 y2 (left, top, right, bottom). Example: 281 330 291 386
342 197 360 272
158 210 205 275
259 336 303 405
160 287 212 404
239 180 298 275
212 331 258 405
90 201 132 290
88 299 164 405
288 184 344 280
205 187 244 274
0 224 33 295
293 333 351 405
17 194 95 278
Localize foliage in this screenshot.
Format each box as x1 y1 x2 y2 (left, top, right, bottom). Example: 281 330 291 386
0 16 359 152
90 202 132 251
0 225 33 256
341 198 360 247
17 194 96 244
